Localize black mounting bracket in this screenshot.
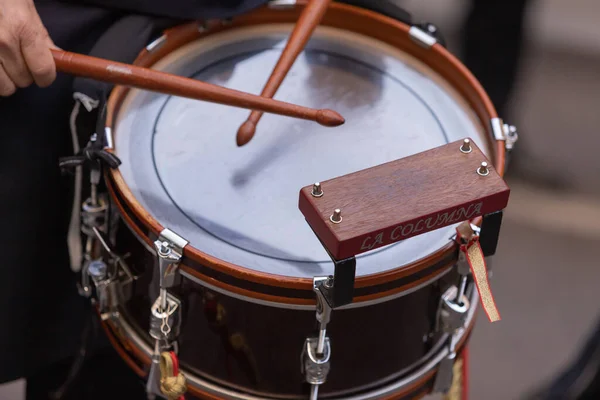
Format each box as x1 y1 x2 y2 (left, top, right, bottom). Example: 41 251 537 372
317 254 356 309
310 226 357 309
479 211 504 257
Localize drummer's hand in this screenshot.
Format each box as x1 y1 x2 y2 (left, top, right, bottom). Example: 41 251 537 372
0 0 57 96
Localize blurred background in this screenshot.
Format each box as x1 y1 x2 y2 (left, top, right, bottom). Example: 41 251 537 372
2 0 599 399
393 0 600 398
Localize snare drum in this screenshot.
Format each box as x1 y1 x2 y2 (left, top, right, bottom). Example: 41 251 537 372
95 2 512 399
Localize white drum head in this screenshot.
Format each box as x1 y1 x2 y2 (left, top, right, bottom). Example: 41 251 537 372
113 24 489 279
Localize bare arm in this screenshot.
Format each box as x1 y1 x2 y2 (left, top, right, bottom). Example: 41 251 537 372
0 0 57 96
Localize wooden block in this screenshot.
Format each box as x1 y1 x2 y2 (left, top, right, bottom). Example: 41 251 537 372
299 139 510 260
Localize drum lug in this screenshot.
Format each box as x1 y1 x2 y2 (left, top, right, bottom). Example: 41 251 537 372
81 256 134 320
301 277 334 400
301 336 331 400
147 293 183 399
78 191 135 317
145 34 167 53
154 229 188 291
491 117 519 152
147 230 187 399
432 284 471 394
268 0 297 9
409 25 438 49
149 293 182 342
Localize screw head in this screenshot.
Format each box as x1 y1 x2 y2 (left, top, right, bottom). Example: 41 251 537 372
460 139 472 154
330 209 342 224
88 260 107 279
159 241 171 255
311 182 324 198
477 161 490 176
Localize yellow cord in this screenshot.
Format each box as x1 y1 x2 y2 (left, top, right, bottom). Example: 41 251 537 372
159 352 187 400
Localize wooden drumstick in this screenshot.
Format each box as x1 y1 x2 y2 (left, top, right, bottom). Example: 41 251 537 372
51 49 344 127
236 0 333 146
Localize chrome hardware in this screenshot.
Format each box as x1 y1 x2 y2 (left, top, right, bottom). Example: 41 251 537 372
154 229 188 289
505 124 518 150
301 277 334 399
150 293 182 342
146 341 163 400
311 182 324 198
84 256 133 320
432 338 458 394
457 249 471 277
491 118 519 151
409 26 437 48
460 139 472 154
432 284 471 394
146 35 167 52
302 337 331 400
78 259 94 298
329 209 342 224
314 277 333 355
92 226 135 282
268 0 297 9
439 286 470 332
154 229 188 310
104 127 114 149
477 161 490 176
81 197 108 236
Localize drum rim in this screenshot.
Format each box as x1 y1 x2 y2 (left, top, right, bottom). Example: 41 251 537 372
105 1 505 305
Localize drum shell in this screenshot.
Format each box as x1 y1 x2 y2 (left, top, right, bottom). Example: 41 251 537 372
99 2 504 398
115 219 461 397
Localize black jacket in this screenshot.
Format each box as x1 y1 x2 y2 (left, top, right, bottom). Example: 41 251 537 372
62 0 268 20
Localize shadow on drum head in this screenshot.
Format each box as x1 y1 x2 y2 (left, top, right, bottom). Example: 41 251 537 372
137 189 326 275
231 48 386 189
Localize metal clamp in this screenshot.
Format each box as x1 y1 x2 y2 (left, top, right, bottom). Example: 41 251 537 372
81 256 134 320
300 277 335 400
81 196 108 236
491 118 519 151
146 293 182 399
432 284 471 394
409 25 438 48
154 229 188 290
150 293 182 342
302 337 331 400
78 223 135 301
268 0 297 9
314 277 333 356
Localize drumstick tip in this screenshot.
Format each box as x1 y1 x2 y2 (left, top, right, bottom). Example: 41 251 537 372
236 120 256 147
317 109 345 127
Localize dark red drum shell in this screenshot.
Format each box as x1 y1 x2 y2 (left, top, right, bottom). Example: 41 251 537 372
107 218 476 399
104 1 504 305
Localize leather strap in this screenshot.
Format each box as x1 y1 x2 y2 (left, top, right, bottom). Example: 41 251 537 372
460 236 501 322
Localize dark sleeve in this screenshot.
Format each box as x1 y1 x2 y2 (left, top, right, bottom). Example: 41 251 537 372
58 0 269 20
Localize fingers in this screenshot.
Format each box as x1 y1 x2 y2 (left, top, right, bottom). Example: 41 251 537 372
0 63 16 96
20 25 56 88
0 31 33 89
22 9 56 87
0 2 56 96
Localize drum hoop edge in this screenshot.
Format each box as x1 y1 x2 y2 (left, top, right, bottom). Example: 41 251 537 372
104 1 504 304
